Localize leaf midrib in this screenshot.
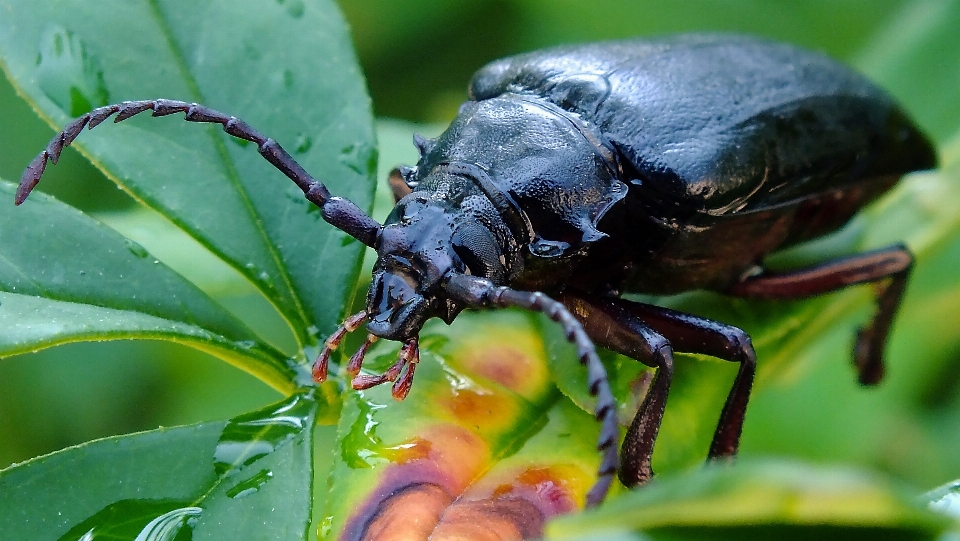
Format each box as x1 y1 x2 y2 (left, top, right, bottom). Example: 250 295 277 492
143 0 312 348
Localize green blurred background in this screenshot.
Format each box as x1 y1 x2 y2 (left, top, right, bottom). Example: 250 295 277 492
2 0 960 493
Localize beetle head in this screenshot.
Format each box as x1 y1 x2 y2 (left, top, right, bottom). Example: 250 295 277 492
366 194 466 340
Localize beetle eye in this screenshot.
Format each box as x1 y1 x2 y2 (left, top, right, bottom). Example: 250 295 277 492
452 222 505 280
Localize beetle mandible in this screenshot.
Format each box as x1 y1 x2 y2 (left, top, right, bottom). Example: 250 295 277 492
16 34 936 506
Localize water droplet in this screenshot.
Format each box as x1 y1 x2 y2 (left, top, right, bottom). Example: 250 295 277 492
294 134 312 154
226 468 274 499
341 395 388 468
214 392 315 476
338 142 378 177
276 0 305 18
124 238 150 258
55 500 200 541
36 25 109 117
235 340 256 350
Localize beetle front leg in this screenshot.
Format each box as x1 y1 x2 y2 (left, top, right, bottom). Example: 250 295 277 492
729 244 912 384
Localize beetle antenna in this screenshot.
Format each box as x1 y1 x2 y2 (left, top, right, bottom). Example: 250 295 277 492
444 273 619 506
16 99 381 246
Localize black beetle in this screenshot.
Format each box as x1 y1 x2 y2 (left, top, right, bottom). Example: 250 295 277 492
16 33 936 506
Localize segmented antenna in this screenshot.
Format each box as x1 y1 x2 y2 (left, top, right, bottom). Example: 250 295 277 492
16 99 381 246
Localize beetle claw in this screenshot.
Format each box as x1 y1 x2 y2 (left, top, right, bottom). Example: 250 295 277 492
348 338 420 399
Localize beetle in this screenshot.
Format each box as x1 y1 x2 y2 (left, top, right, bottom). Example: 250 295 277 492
16 33 936 507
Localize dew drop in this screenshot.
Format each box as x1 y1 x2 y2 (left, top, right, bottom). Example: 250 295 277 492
341 396 388 468
214 393 314 476
55 500 200 541
235 340 256 350
124 238 150 259
276 0 305 18
36 25 109 117
294 133 312 154
226 468 274 499
257 271 274 288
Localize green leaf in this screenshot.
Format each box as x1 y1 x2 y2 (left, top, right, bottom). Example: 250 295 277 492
0 291 302 392
0 0 375 347
0 179 303 390
547 460 952 540
854 1 960 143
0 392 320 541
0 180 249 341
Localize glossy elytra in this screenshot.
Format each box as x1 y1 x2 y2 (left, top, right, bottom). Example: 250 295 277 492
16 34 936 506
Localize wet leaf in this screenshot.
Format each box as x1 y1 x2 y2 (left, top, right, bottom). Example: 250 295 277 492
0 0 375 347
0 180 302 390
0 392 321 541
548 460 952 541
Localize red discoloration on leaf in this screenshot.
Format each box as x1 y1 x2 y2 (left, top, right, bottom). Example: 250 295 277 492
356 483 451 541
340 425 489 541
439 387 517 431
466 465 582 518
430 498 545 541
461 345 531 389
380 437 432 464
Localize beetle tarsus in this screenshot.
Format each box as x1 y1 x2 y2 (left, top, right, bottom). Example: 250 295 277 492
312 348 332 383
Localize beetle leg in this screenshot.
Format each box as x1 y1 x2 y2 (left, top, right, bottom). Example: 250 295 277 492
584 297 758 461
444 274 619 507
560 292 675 486
313 311 368 383
729 244 912 385
16 100 382 246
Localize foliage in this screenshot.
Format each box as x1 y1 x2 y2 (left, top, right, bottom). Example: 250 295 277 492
2 1 960 540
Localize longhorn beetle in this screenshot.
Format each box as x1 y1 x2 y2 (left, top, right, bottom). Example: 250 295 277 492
16 34 936 506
